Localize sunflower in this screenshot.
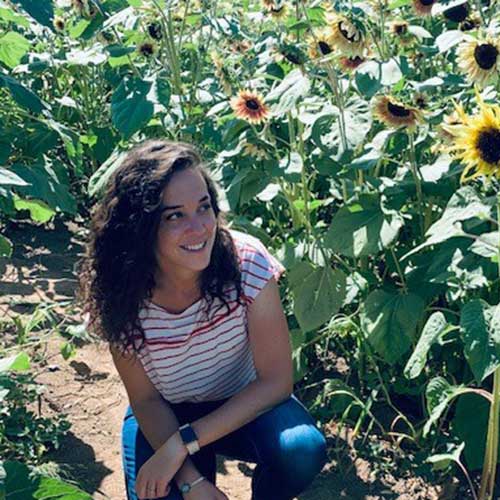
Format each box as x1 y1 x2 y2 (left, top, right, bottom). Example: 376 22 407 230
147 22 163 40
460 13 481 31
456 37 500 87
389 20 415 46
266 3 289 20
307 30 335 59
326 13 367 57
137 42 156 57
230 90 270 124
242 141 270 160
372 95 423 129
72 0 97 19
339 55 366 71
53 16 66 31
443 2 469 22
230 39 252 53
412 0 436 15
443 93 500 183
432 106 466 151
262 0 276 6
414 92 428 109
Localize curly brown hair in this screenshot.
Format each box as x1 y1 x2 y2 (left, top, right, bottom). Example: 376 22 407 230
76 140 244 355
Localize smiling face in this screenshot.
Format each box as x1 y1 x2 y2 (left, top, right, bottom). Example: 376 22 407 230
154 167 218 286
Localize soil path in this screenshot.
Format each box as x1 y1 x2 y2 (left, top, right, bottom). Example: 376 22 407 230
1 221 455 499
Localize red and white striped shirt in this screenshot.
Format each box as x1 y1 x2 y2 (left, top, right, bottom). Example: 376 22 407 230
135 229 285 403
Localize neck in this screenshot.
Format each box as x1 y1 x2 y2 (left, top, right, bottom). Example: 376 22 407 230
154 267 201 296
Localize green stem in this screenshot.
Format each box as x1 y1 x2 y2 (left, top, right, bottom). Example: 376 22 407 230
478 194 500 500
390 247 407 292
408 132 425 239
299 3 348 152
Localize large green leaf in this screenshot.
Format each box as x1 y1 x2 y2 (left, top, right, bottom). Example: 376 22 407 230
13 197 55 223
0 32 29 68
451 393 496 470
111 77 154 138
88 148 128 198
267 69 310 116
404 312 451 379
424 377 470 436
404 185 494 258
354 58 403 97
361 289 425 364
10 0 54 27
65 44 107 66
0 234 13 257
460 299 500 383
10 161 76 214
0 352 30 373
324 194 403 258
293 266 347 332
0 167 29 186
0 6 30 27
310 96 372 154
0 74 45 113
4 460 92 500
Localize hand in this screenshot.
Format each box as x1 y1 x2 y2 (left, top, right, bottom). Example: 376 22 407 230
136 432 188 499
183 480 229 500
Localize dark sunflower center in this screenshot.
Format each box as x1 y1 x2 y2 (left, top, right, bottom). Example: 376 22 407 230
443 4 469 22
140 43 154 55
474 44 498 70
319 41 333 55
477 128 500 164
397 25 407 34
245 99 260 111
387 101 411 117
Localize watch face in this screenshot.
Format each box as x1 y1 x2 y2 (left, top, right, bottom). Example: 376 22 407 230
180 483 190 493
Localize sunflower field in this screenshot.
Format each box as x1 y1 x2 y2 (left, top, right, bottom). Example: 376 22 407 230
1 0 500 498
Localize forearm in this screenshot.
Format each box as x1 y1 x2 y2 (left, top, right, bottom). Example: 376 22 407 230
131 398 200 485
191 377 292 448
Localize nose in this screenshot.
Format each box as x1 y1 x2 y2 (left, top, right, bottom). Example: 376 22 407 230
186 215 205 233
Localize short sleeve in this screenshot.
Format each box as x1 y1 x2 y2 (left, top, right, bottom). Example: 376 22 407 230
232 230 286 304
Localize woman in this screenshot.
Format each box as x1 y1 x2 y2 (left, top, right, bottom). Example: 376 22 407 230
78 140 327 500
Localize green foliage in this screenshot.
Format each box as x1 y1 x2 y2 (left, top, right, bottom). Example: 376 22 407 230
3 460 92 499
361 289 425 364
0 366 70 464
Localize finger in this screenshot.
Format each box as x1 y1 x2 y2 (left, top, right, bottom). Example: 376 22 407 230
135 478 146 499
154 482 170 498
145 481 157 499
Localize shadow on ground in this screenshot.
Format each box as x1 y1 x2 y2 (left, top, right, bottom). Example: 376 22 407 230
46 431 115 498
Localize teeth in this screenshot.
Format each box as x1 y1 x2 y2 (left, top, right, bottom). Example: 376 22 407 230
182 241 206 251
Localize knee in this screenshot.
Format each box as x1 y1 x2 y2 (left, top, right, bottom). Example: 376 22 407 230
276 424 328 484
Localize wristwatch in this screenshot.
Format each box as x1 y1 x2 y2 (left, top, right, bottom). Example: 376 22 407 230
178 423 200 455
179 476 205 494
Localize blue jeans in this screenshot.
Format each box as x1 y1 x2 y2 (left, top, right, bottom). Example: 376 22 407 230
122 394 327 500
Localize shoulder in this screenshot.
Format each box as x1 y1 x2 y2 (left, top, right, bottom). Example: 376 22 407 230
228 229 285 303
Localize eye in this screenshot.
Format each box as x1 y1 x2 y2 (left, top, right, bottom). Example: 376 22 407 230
200 202 212 212
165 211 183 221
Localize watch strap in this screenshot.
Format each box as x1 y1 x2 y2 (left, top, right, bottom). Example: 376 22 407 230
180 475 205 493
178 423 200 455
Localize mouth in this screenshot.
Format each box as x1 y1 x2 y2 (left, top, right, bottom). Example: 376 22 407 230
180 240 208 252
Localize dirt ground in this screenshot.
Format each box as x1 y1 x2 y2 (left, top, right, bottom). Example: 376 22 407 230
1 220 463 499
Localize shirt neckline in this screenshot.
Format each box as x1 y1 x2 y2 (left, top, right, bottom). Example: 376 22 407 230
146 297 204 317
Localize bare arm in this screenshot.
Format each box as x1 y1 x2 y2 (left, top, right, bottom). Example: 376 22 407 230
190 277 294 446
110 345 201 488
